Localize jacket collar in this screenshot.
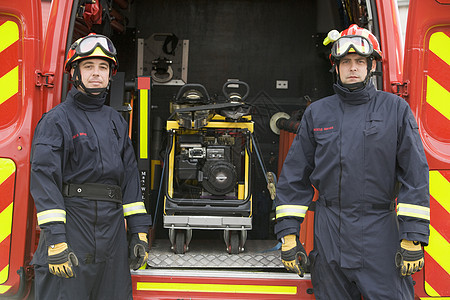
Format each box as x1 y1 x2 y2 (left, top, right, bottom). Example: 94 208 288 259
67 87 107 111
333 81 376 105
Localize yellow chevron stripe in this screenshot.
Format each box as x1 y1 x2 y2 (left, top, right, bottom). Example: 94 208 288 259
0 21 19 53
429 31 450 66
0 265 9 287
0 284 11 294
425 281 440 297
139 89 148 159
0 159 16 183
426 225 450 276
0 66 19 106
0 203 13 244
137 282 297 295
427 76 450 120
430 171 450 214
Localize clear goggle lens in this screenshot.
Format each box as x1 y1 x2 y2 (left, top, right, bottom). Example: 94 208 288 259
332 36 373 58
76 35 117 56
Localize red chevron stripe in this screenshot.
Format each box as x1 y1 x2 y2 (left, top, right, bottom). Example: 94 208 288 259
0 234 11 281
440 170 450 182
430 195 450 242
0 20 19 128
0 96 18 127
424 103 450 140
0 39 18 78
424 252 450 295
0 172 14 212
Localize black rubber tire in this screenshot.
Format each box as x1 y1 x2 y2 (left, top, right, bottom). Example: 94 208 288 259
229 231 239 254
175 231 186 254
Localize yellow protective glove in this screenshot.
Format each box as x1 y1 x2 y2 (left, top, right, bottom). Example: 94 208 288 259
281 234 308 277
266 172 277 201
395 240 424 276
129 233 149 270
47 242 79 278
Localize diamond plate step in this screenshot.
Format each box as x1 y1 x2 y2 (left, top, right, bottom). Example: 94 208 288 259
148 239 284 269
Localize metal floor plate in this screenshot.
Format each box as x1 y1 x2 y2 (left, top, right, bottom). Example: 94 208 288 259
148 239 284 269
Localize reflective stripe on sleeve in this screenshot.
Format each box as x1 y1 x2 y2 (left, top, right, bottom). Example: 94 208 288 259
276 205 309 219
397 203 430 221
123 202 147 217
37 209 66 225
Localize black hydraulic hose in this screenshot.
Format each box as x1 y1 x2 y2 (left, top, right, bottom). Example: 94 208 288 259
249 132 268 183
276 117 300 133
153 156 166 228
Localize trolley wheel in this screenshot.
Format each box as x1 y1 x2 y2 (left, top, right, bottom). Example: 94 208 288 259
228 231 240 254
175 230 186 254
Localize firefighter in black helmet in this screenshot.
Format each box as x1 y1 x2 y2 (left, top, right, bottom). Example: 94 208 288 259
275 25 429 299
30 33 152 299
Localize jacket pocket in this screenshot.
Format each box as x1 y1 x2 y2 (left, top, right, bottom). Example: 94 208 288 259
364 112 383 136
364 126 378 136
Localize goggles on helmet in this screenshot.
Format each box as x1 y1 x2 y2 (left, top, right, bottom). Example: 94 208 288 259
72 34 117 57
331 35 374 59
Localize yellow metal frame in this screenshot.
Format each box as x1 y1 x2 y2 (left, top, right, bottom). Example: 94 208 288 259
164 119 254 215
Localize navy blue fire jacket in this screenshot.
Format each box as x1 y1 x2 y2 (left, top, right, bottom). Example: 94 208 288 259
30 87 151 264
275 82 429 269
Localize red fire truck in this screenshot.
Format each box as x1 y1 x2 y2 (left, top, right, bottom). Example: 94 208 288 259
0 0 448 299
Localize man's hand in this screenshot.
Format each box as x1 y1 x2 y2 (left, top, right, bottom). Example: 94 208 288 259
281 234 308 277
129 233 149 270
395 239 424 276
47 242 79 278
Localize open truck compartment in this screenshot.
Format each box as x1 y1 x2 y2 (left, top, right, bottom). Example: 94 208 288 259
66 0 382 269
0 0 407 299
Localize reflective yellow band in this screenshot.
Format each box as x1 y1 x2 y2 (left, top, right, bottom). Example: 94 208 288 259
426 76 450 120
137 282 297 295
0 283 11 294
430 171 450 213
429 31 450 66
397 203 430 220
276 205 309 219
139 89 148 159
0 66 18 106
0 21 19 52
427 225 450 276
0 158 15 182
123 202 147 217
37 209 66 225
424 281 440 297
0 202 13 245
0 264 9 286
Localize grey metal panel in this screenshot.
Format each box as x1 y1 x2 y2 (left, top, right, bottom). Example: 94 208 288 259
147 239 283 269
164 215 252 229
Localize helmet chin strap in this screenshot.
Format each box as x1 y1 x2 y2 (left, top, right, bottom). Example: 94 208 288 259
336 57 374 91
70 62 111 96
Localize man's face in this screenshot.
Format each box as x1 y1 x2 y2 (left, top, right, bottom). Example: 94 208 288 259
72 58 110 94
336 53 375 85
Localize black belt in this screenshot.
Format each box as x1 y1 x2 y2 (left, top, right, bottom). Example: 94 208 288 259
310 198 395 211
62 183 122 204
372 201 396 211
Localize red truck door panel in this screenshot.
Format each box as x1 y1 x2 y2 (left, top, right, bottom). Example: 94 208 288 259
0 0 73 297
403 0 450 298
0 1 42 297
